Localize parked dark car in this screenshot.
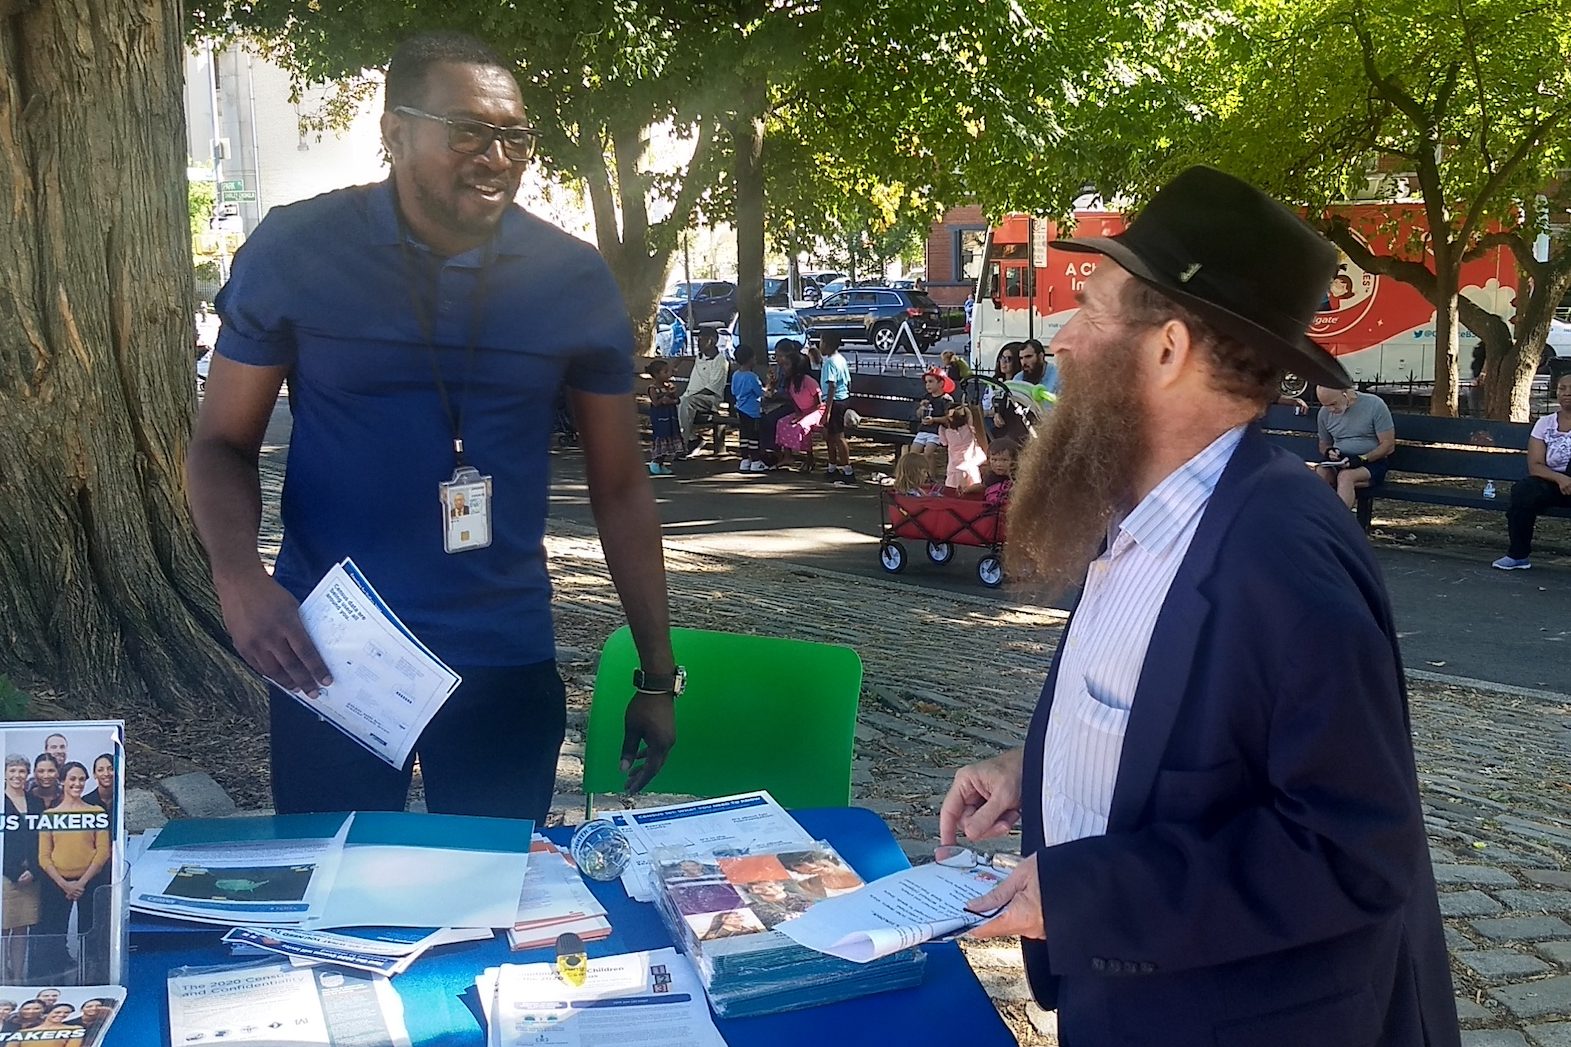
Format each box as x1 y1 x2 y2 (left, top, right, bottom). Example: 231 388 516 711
797 288 944 353
662 280 737 325
763 276 821 306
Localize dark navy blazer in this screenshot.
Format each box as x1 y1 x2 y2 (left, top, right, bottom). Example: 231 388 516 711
1020 424 1460 1047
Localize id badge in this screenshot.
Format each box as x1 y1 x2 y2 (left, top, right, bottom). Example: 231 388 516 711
439 466 493 553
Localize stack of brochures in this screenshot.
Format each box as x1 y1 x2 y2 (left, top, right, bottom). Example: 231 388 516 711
650 842 926 1018
507 834 611 951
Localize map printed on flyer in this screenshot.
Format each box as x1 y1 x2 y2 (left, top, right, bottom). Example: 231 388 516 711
0 984 126 1045
0 722 126 989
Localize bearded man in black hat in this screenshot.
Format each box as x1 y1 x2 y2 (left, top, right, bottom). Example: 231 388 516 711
939 167 1458 1046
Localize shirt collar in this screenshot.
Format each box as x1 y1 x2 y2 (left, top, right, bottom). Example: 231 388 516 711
368 179 529 263
1112 425 1246 557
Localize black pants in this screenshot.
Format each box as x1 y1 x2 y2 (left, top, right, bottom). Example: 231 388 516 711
270 661 567 823
758 403 793 456
1507 475 1571 559
738 413 760 456
34 873 96 975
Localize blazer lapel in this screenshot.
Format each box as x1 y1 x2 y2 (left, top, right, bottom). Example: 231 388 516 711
1104 424 1273 832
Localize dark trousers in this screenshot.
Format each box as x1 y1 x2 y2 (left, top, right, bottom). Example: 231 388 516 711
270 661 567 823
34 874 95 974
738 413 760 456
758 403 793 457
1506 475 1571 559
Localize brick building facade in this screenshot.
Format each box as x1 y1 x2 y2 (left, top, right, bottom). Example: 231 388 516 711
924 204 989 308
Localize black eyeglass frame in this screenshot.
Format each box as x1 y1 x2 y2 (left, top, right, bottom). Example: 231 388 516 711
393 106 540 162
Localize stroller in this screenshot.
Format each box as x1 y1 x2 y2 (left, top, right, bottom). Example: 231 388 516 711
877 490 1006 588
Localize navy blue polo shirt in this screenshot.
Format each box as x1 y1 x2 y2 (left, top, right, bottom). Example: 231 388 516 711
215 180 634 666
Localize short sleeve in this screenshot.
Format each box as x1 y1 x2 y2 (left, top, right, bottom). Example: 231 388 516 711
1316 410 1331 443
214 218 298 368
563 254 636 396
1371 397 1395 433
1532 415 1553 442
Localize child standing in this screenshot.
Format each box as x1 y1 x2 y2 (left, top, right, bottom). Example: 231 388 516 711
731 344 766 473
939 403 988 493
645 359 684 475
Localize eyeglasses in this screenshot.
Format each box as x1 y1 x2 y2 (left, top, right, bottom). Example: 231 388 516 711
394 106 540 162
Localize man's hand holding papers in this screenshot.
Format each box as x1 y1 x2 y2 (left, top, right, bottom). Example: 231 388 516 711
962 853 1044 941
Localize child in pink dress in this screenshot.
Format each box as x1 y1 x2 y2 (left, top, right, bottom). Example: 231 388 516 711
938 404 987 492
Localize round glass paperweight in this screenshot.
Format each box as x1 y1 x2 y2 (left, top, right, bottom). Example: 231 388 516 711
569 818 632 881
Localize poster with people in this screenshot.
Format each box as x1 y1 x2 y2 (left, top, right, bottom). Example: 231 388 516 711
0 722 125 990
0 985 124 1045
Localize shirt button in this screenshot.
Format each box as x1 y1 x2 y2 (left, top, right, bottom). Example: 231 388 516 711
1139 962 1155 974
1090 958 1106 972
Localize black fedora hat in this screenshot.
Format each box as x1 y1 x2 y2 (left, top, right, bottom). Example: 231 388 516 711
1053 166 1351 389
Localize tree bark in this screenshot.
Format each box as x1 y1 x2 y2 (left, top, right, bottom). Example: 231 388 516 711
0 0 263 711
732 76 767 355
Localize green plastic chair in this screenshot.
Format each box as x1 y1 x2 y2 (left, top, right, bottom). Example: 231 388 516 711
582 626 863 815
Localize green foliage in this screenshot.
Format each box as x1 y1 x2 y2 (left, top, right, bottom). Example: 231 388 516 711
188 177 215 242
0 677 30 721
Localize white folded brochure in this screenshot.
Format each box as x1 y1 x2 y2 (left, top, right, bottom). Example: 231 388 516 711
168 960 412 1047
222 925 492 977
478 947 726 1047
606 791 816 902
276 558 461 769
774 860 1004 963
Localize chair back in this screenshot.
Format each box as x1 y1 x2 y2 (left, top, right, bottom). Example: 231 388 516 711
582 626 862 810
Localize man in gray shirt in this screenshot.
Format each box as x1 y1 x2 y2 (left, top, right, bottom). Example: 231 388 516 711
1315 385 1396 508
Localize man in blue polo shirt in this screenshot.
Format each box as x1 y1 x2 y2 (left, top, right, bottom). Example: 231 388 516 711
187 31 681 821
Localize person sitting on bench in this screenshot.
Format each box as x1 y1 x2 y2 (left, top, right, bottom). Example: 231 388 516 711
1315 385 1395 509
680 327 731 456
1494 371 1571 570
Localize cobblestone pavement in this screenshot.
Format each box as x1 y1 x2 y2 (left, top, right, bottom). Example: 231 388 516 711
541 521 1571 1046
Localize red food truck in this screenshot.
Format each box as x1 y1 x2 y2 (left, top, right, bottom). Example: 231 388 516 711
971 207 1521 394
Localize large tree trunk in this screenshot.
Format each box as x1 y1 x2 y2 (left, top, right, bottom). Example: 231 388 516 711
1430 269 1461 418
0 0 261 711
732 76 767 355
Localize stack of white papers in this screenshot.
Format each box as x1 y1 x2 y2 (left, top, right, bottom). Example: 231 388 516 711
606 792 816 902
222 925 493 977
281 558 461 769
478 947 726 1047
129 811 532 930
775 861 1003 962
508 835 611 951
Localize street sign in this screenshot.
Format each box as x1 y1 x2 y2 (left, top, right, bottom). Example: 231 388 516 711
218 179 245 192
222 190 257 202
1031 219 1049 269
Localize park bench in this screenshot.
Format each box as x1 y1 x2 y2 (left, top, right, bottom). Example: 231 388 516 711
1259 403 1571 531
636 354 736 453
846 373 925 467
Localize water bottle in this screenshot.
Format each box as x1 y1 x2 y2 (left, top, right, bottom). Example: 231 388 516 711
1483 481 1497 500
569 819 632 881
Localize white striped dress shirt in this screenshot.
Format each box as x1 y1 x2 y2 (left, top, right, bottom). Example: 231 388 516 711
1040 425 1245 846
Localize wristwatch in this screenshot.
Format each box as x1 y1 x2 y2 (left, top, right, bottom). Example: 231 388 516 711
632 666 687 696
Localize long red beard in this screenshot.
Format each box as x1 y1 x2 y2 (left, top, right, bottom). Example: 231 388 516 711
1005 341 1148 593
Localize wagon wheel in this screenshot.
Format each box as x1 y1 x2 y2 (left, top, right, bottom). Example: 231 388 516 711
879 540 908 574
977 554 1004 589
926 540 954 564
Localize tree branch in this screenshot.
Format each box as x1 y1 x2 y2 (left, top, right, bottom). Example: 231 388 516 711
1455 0 1493 171
1322 217 1439 300
1458 105 1571 244
1456 291 1512 349
1348 3 1427 126
1466 230 1538 277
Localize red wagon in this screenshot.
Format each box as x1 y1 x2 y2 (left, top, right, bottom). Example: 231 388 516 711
877 489 1006 588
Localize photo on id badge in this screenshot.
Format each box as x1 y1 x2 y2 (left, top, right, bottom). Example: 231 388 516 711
440 468 492 553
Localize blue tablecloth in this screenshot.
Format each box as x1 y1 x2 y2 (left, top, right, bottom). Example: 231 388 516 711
115 807 1015 1045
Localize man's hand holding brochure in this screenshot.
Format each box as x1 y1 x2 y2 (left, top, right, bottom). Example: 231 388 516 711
277 558 461 769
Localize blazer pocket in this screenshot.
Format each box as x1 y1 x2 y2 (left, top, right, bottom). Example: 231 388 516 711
1153 761 1246 822
1213 987 1379 1047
